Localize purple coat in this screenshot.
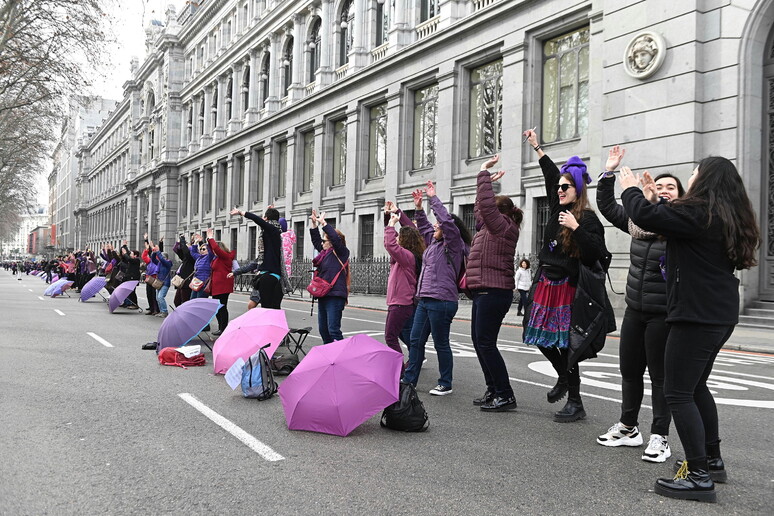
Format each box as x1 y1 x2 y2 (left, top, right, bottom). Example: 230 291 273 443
416 196 468 302
385 210 419 307
310 224 350 300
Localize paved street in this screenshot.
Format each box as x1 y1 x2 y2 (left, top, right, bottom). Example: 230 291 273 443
1 271 773 515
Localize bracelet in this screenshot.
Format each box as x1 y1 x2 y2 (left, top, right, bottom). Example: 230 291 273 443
533 145 541 152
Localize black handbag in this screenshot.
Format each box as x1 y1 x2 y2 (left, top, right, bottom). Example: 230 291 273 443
380 382 429 432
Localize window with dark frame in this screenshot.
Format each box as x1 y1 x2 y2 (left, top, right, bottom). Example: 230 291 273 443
294 221 305 259
368 104 387 178
469 59 503 158
460 204 477 238
248 225 257 259
359 215 374 258
534 196 550 252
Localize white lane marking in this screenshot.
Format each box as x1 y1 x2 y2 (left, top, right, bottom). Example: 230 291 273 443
54 309 65 316
508 377 651 408
38 296 45 301
87 332 114 348
178 393 284 462
27 289 33 292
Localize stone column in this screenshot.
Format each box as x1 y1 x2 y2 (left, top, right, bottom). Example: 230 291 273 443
434 68 457 192
246 50 260 123
187 173 194 223
228 65 242 135
384 90 402 202
201 86 213 147
288 13 305 101
225 156 234 212
318 0 334 86
343 104 359 215
197 169 204 223
348 0 369 69
146 188 154 238
242 149 252 207
213 75 227 141
389 0 412 50
266 34 281 112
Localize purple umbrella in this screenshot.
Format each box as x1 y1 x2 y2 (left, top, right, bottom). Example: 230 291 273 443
44 279 70 296
80 276 108 302
51 281 74 298
108 280 140 313
157 298 222 350
278 334 403 437
51 274 59 282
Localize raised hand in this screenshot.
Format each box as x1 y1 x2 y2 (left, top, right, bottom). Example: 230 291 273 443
230 208 241 216
523 129 538 148
206 228 214 239
490 171 505 183
309 210 318 228
227 272 234 279
411 189 424 211
388 212 400 227
317 211 327 226
425 181 436 198
618 166 641 190
480 154 500 171
640 170 658 204
605 145 626 172
558 210 579 231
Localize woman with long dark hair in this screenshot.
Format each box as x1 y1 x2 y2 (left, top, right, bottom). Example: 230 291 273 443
207 228 236 335
467 154 523 411
402 182 472 396
522 129 608 422
620 157 760 503
382 200 426 364
596 147 685 463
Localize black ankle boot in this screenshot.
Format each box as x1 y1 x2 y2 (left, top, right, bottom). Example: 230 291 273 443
674 453 726 483
656 460 716 503
472 389 495 406
554 386 585 422
547 378 568 403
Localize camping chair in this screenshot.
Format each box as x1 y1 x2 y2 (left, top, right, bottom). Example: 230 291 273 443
283 327 312 356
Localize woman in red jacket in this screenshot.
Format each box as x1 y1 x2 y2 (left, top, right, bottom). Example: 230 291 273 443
467 154 522 412
207 228 236 336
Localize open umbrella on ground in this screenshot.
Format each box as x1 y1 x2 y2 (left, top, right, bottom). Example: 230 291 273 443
51 274 59 283
50 281 74 298
157 298 222 350
212 307 289 374
278 334 403 437
44 279 70 296
79 276 108 302
108 280 140 313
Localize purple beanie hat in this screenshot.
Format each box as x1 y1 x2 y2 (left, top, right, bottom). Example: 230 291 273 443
560 156 592 195
278 217 288 232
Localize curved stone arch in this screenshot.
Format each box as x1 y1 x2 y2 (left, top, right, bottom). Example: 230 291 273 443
737 0 774 302
143 81 157 115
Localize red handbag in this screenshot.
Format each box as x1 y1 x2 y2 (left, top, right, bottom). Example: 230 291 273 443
307 255 348 298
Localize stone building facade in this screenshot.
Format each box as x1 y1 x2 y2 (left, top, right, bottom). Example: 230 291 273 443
74 0 774 310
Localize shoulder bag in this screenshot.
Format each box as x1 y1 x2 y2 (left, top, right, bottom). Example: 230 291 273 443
306 252 348 298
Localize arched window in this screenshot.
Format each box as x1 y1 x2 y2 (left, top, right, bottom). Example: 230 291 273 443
211 82 218 129
241 65 250 114
261 53 270 107
226 76 233 120
147 90 155 116
187 104 193 142
339 0 354 67
198 92 205 134
308 18 321 83
283 37 293 96
420 0 439 22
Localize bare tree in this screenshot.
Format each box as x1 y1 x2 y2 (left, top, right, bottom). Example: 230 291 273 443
0 0 114 240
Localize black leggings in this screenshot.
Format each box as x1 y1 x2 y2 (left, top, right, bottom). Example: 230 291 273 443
619 307 671 435
258 274 284 309
212 293 230 331
539 346 580 388
664 323 733 464
146 283 159 313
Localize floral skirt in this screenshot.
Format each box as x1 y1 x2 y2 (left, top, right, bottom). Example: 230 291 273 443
523 272 576 349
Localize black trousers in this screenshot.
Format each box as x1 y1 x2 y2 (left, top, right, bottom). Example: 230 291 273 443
664 323 733 464
212 293 230 330
258 274 284 309
471 289 514 397
619 307 671 435
146 283 159 313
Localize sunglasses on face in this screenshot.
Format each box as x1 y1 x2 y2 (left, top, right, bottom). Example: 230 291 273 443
557 183 574 192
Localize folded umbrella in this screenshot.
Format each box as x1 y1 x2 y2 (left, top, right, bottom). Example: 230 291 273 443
108 280 140 313
44 279 70 296
212 307 289 374
278 334 402 437
80 276 108 302
157 298 222 350
50 281 74 298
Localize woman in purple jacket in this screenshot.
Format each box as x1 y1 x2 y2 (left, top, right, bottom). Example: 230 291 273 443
402 182 472 396
467 155 522 411
383 201 426 364
309 209 350 343
189 236 214 300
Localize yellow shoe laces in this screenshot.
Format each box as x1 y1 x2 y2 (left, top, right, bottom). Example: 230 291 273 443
674 461 689 480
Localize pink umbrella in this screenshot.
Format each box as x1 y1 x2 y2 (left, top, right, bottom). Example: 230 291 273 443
212 307 290 374
278 334 402 437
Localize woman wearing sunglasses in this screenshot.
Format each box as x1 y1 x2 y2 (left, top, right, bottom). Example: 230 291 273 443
522 129 608 422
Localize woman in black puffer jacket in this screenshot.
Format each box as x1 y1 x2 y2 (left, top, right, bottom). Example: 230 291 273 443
596 146 684 464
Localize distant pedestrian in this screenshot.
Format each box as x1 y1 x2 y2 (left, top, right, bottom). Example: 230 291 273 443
515 259 532 316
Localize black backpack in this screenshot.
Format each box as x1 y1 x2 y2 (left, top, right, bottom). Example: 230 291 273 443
380 383 429 432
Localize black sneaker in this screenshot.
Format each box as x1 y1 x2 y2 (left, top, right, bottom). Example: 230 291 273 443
480 396 517 412
473 390 495 406
429 385 452 396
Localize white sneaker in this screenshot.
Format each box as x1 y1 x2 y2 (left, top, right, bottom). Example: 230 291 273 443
596 422 643 447
642 434 671 463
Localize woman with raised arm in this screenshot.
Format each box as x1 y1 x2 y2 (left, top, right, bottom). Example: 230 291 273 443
595 146 685 463
402 181 472 397
522 129 609 422
230 206 284 309
467 154 523 411
383 199 426 365
619 158 760 503
119 241 142 310
308 209 350 343
172 234 196 307
142 234 160 315
189 234 214 300
152 244 173 319
205 228 236 335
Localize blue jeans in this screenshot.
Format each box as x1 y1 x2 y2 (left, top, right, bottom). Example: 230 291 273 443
317 296 346 343
189 288 208 300
471 289 514 397
403 297 458 389
156 285 170 313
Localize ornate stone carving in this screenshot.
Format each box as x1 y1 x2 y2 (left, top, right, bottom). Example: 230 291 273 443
623 32 666 79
